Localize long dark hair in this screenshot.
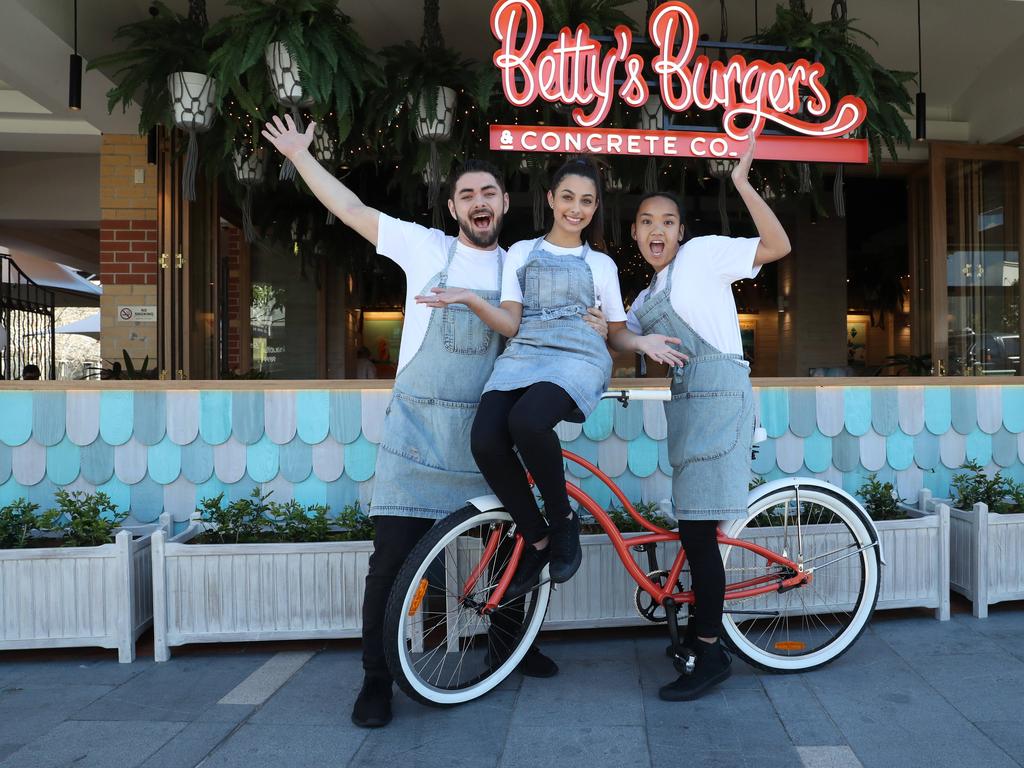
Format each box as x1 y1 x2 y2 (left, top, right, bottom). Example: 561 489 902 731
548 157 606 251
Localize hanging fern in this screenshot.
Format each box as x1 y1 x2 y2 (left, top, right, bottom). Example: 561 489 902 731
538 0 639 34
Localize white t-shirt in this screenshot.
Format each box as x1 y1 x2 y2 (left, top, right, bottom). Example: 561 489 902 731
626 236 761 356
501 239 628 323
376 215 503 374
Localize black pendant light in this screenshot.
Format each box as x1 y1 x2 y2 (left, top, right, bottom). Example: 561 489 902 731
915 0 926 141
69 0 82 111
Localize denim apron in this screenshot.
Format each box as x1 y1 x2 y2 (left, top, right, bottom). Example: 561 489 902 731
632 259 754 520
371 241 504 519
484 238 611 416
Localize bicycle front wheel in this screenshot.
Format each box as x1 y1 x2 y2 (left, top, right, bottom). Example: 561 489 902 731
383 505 551 706
720 483 881 673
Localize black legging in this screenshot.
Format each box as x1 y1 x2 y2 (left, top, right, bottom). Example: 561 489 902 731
679 519 726 640
471 383 578 544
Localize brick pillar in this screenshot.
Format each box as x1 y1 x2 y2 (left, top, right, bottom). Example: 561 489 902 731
98 135 158 367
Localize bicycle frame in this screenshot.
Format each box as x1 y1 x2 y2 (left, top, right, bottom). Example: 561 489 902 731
475 450 811 613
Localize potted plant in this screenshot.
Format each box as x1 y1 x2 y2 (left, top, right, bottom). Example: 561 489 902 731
90 1 222 201
857 474 950 620
150 490 376 661
754 1 916 168
930 461 1024 617
0 491 160 663
206 0 382 159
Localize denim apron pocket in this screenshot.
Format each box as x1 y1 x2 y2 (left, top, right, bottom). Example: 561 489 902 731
668 390 744 469
442 305 493 356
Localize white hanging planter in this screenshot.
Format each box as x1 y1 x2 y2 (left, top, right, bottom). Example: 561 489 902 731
232 147 266 185
167 71 217 132
265 41 315 108
637 95 664 131
410 85 457 142
312 122 337 164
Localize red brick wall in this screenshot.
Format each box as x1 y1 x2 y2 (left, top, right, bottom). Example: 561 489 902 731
99 219 158 286
225 225 242 371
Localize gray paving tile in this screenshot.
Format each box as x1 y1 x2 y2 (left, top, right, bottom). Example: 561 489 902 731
797 745 864 767
248 649 363 726
0 683 113 746
973 721 1024 766
199 723 366 768
1 657 153 688
508 640 644 727
649 746 750 768
138 721 239 768
760 676 846 746
0 720 184 768
73 653 273 722
873 614 1004 657
500 725 648 768
350 691 515 768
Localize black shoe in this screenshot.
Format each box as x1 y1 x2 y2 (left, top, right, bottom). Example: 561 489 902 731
351 676 393 728
659 640 732 702
517 645 559 678
505 544 549 599
548 512 582 583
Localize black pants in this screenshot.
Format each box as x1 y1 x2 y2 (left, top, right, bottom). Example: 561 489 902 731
361 516 435 680
471 384 579 544
679 520 725 640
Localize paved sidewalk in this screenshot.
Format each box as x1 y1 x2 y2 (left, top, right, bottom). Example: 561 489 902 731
1 600 1022 768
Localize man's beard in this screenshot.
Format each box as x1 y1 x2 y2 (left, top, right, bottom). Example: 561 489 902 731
457 213 502 248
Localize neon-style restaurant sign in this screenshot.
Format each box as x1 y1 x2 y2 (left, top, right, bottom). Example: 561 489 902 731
488 0 869 163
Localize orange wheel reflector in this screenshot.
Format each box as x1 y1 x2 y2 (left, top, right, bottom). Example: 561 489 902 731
408 579 429 616
774 640 807 651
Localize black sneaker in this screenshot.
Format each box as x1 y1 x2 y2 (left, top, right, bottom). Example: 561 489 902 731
659 639 732 702
351 676 393 728
518 645 559 678
548 512 582 583
505 544 549 599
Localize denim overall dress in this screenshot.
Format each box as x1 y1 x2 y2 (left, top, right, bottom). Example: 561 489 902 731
632 259 754 520
483 238 611 417
371 241 504 519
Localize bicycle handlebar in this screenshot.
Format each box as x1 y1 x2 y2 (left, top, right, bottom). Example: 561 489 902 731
600 388 672 403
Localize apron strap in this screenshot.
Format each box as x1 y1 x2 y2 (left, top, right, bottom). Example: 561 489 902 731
436 239 459 288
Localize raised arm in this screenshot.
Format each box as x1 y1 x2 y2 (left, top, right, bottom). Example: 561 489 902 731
415 288 523 338
262 115 380 246
732 137 792 267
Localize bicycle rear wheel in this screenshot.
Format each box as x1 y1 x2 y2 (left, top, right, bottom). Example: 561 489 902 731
720 483 880 672
383 505 551 706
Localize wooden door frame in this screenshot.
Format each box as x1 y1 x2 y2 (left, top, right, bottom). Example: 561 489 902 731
928 141 1024 375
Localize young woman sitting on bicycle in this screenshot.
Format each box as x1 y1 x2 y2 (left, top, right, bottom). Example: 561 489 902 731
609 137 791 701
420 157 685 598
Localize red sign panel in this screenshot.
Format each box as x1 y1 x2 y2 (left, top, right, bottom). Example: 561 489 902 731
488 0 869 162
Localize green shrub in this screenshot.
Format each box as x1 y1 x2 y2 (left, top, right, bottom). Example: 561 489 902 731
856 473 909 521
335 502 375 542
195 492 375 543
270 501 333 543
40 490 129 547
0 498 42 549
196 489 271 543
951 460 1019 514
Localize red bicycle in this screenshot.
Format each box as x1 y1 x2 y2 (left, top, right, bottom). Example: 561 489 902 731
384 389 883 706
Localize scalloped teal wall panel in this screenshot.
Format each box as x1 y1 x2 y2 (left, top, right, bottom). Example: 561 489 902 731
279 437 313 484
99 392 133 446
4 384 1024 527
232 391 265 445
870 388 899 436
844 388 872 437
296 391 330 445
582 399 614 441
46 437 80 486
200 391 232 445
787 389 816 438
180 439 214 484
32 392 66 447
133 391 166 446
147 436 182 485
950 388 977 436
66 391 100 446
0 392 32 447
329 392 361 444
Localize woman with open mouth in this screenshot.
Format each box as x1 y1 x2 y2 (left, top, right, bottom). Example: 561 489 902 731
423 157 686 599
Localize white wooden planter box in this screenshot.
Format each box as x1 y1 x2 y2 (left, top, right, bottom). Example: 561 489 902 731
0 526 158 663
928 493 1024 618
878 498 950 620
151 516 373 661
